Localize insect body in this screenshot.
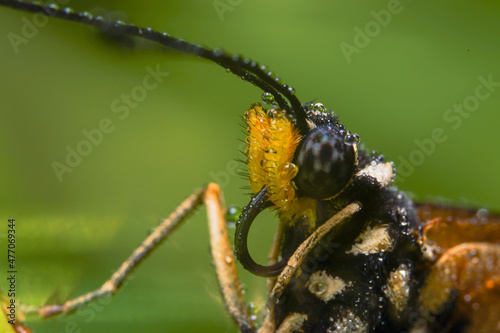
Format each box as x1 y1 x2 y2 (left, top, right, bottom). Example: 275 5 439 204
1 1 499 333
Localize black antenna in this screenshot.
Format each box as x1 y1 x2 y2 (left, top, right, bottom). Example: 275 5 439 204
0 0 309 134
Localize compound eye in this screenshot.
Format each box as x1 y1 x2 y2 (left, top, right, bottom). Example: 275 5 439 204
294 125 356 199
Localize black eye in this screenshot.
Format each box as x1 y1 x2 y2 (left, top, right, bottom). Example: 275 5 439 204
293 125 357 199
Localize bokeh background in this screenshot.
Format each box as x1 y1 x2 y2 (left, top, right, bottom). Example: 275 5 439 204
0 1 499 332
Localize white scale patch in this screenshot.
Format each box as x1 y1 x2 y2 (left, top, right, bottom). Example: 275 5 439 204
356 162 394 187
383 263 411 312
347 224 393 255
307 270 351 303
328 310 369 333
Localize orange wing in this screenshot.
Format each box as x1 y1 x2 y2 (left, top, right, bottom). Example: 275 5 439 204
416 203 500 333
416 203 500 260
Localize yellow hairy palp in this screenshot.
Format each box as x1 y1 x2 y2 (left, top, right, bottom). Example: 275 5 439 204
245 104 315 224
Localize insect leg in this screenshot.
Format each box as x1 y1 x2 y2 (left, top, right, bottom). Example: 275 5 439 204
205 183 254 333
21 187 206 318
19 184 254 331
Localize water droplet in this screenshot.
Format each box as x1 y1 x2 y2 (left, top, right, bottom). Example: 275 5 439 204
225 205 242 224
63 7 74 14
47 3 59 10
225 255 233 264
116 20 126 25
261 92 275 105
81 11 92 19
313 103 325 112
212 47 223 56
476 208 488 221
267 109 277 118
287 86 295 94
344 133 360 145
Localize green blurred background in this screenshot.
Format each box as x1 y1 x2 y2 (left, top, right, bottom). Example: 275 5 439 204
0 1 499 332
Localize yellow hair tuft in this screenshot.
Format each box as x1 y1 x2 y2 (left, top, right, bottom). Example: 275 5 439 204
245 104 316 224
